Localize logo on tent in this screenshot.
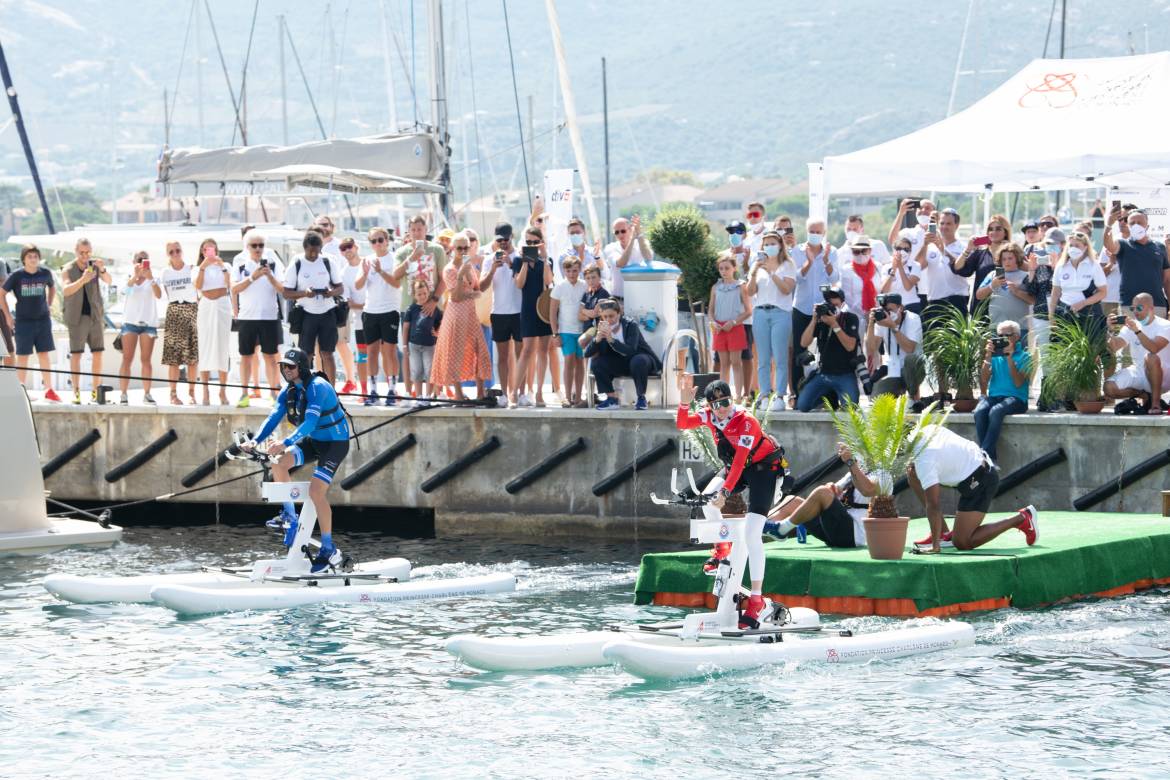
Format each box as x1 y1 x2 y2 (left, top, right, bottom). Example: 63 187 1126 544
1018 72 1078 109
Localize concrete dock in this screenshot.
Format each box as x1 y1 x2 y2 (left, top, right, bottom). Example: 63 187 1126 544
32 401 1170 538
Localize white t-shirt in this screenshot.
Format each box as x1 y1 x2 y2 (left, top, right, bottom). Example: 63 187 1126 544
160 263 197 303
551 278 587 334
751 262 796 310
284 255 342 315
341 261 366 307
923 240 972 300
233 256 286 321
1055 258 1107 306
122 278 159 327
602 239 647 298
1100 247 1121 305
489 252 522 315
198 262 229 292
321 237 343 261
912 426 987 489
1122 316 1170 372
362 254 398 315
884 255 922 300
876 309 922 378
839 259 885 314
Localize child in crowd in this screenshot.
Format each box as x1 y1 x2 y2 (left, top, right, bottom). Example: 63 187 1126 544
402 277 443 400
709 253 751 397
550 257 588 407
578 263 610 331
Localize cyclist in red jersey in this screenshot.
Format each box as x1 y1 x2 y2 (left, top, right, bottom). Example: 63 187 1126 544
677 374 787 628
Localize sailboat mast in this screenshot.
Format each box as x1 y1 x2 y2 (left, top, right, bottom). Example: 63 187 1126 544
380 0 407 235
0 38 55 234
279 15 288 144
428 0 452 220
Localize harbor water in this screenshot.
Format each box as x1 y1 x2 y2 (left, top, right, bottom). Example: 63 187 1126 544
3 523 1170 778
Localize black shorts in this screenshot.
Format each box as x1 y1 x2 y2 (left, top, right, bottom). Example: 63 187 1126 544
237 319 282 355
730 466 780 515
804 498 861 548
292 438 350 485
741 323 754 360
490 312 523 343
298 311 339 354
362 310 400 345
956 463 998 513
354 329 366 349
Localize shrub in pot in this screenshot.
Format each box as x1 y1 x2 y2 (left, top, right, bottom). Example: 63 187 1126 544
1044 315 1108 413
829 393 947 560
921 304 991 411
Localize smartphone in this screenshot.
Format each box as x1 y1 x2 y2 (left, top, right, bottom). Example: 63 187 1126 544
927 223 938 235
782 227 794 236
994 266 1006 279
415 239 426 250
522 245 541 263
142 259 151 270
1112 199 1122 212
260 258 269 268
973 235 991 247
905 198 921 209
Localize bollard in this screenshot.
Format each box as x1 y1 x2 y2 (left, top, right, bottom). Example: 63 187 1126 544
340 434 417 491
505 437 587 495
104 429 179 483
42 428 102 479
591 439 675 497
420 436 501 494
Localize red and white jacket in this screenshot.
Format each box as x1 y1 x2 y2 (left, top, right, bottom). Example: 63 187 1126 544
676 404 781 492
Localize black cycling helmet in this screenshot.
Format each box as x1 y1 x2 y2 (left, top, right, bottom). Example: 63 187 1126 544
703 379 733 404
278 348 312 380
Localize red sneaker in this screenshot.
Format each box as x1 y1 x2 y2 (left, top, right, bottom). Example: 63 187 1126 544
1017 505 1039 546
913 530 954 550
43 388 62 403
340 381 357 395
702 542 732 573
739 594 765 630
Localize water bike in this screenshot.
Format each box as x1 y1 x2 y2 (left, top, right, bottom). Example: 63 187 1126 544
447 469 974 680
44 438 515 614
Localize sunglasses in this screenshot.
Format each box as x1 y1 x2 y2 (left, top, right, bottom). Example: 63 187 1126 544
746 211 762 219
167 248 182 255
1039 221 1056 228
614 229 628 235
248 243 265 248
710 397 733 409
340 244 356 251
852 248 870 255
453 245 470 250
370 237 387 244
988 226 1007 232
526 240 541 246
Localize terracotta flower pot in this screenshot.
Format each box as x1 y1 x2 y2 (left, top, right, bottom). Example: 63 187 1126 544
950 398 977 412
1074 400 1106 414
863 515 911 560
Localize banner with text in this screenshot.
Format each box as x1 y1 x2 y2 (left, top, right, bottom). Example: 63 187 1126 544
543 168 575 281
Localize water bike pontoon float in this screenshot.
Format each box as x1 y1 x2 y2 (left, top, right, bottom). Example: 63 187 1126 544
447 469 974 680
44 438 515 613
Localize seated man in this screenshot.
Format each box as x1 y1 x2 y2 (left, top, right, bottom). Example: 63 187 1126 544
908 424 1038 553
584 298 662 410
864 292 923 398
764 443 876 548
1104 292 1170 414
974 320 1031 460
795 285 861 411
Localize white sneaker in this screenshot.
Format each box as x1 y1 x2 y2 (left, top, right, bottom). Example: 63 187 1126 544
769 396 786 412
517 393 534 407
496 395 508 408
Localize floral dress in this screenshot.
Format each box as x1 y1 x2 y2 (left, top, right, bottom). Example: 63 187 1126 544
430 262 492 384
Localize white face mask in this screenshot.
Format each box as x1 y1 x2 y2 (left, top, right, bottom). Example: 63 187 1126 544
807 233 824 247
1067 246 1085 261
1129 224 1148 241
916 213 931 227
570 233 585 247
764 244 780 258
845 230 860 242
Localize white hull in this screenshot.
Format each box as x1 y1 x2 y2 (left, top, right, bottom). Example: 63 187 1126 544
43 557 412 604
151 572 517 614
0 518 123 558
603 622 976 680
448 618 974 678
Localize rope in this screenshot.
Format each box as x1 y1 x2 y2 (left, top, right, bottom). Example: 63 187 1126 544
501 0 533 211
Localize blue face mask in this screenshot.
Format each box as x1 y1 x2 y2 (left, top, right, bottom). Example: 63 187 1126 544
764 244 780 257
729 234 744 247
807 234 824 247
570 233 585 247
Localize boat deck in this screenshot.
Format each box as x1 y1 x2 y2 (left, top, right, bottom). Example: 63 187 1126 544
635 512 1170 617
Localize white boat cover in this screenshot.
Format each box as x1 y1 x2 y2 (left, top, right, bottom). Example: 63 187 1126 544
823 52 1170 195
160 133 445 192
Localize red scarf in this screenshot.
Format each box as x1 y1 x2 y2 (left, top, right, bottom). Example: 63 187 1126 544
852 260 878 311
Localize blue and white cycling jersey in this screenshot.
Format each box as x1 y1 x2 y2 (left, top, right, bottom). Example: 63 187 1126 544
256 375 350 447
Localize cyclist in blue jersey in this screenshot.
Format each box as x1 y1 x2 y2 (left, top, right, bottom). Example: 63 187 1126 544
244 347 351 572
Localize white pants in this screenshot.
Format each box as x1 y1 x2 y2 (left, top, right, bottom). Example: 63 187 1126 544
703 475 766 585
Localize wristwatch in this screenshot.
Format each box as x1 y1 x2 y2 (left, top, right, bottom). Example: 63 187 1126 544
832 326 842 334
845 458 856 468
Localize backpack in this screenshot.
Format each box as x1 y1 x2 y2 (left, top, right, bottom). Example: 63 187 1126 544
291 257 349 328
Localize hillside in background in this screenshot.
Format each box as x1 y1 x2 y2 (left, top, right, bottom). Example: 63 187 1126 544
0 0 1165 207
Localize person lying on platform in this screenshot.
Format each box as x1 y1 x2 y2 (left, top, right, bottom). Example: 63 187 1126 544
764 443 876 548
585 298 662 410
242 347 351 573
907 424 1038 554
677 374 788 628
1104 292 1170 414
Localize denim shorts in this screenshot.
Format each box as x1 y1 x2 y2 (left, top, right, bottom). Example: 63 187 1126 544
121 323 158 337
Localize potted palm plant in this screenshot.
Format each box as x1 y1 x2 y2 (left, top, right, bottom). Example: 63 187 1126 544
921 304 990 412
1044 316 1108 413
829 394 947 560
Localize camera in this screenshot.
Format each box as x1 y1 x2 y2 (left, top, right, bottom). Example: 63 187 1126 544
260 258 269 268
814 302 832 317
851 354 874 396
795 350 818 389
872 307 888 322
905 199 921 209
991 336 1009 353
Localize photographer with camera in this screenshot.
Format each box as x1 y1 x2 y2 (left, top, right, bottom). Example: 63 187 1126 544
60 237 112 404
795 285 861 411
789 219 840 404
1103 293 1170 414
865 292 923 398
974 320 1032 460
232 229 285 407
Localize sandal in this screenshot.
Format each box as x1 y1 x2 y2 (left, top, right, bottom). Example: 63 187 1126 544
171 393 183 405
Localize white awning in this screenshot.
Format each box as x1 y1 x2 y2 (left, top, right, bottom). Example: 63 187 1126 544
252 164 447 195
823 52 1170 195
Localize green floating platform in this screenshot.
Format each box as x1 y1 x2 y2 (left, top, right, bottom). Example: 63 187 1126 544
635 513 1170 616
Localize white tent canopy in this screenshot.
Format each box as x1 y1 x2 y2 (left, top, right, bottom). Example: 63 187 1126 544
159 132 445 193
822 52 1170 195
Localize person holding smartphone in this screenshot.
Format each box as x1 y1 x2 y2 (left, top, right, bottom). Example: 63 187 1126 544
392 215 447 389
117 250 162 405
194 238 232 405
975 244 1034 338
512 226 554 407
60 237 112 404
952 215 1011 313
480 222 523 406
1104 292 1170 414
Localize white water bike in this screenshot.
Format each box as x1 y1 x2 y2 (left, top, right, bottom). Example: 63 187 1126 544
447 468 974 680
44 436 515 614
